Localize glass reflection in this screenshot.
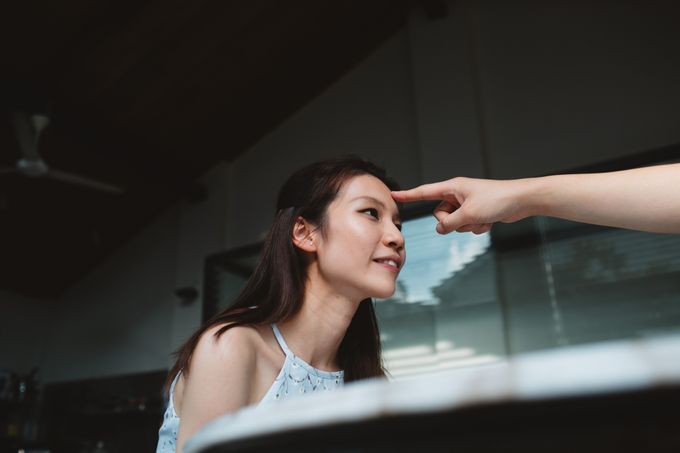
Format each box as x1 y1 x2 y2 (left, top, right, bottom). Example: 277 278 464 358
375 216 504 379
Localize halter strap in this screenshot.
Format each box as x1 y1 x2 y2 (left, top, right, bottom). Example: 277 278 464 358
271 324 293 357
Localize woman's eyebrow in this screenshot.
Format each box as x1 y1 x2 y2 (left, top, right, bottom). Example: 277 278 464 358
351 196 401 221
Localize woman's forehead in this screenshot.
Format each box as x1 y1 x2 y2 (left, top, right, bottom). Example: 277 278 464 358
336 174 399 214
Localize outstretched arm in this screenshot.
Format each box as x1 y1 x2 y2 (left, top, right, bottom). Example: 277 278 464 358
391 163 680 235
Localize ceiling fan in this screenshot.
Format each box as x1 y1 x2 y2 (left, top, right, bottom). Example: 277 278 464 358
0 112 124 194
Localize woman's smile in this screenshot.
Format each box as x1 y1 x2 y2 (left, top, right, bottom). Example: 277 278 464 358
372 255 402 272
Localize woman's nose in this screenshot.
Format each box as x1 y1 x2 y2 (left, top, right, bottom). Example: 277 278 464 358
384 223 405 250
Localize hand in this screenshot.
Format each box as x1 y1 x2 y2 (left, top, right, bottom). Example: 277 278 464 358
391 177 530 234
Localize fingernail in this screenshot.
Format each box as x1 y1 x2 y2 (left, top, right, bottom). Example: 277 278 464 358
436 223 444 234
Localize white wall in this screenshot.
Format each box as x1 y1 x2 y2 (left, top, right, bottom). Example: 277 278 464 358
473 0 680 177
170 164 231 352
36 163 232 383
40 207 180 383
0 290 52 375
407 5 487 181
11 0 679 382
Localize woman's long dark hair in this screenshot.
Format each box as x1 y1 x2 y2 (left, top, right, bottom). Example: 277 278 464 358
166 156 400 392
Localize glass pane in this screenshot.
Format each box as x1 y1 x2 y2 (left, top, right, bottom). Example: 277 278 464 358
375 217 505 379
498 217 680 354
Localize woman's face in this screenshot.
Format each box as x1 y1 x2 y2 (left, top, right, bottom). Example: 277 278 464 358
312 174 405 301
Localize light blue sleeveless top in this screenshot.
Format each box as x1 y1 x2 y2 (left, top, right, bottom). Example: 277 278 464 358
156 324 344 453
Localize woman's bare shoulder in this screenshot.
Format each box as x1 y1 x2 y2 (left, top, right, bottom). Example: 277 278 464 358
193 324 263 364
177 325 263 412
176 324 264 450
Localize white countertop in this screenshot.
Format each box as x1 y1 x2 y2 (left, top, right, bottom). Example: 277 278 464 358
184 333 680 453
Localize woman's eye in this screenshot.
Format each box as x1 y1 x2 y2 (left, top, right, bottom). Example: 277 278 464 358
395 223 402 232
362 208 379 219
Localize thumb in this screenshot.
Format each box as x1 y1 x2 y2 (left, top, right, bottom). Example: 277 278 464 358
436 207 471 234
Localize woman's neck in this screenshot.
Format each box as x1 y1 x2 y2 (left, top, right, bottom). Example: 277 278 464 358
277 272 361 371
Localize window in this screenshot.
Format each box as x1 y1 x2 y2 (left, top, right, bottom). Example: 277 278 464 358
375 216 504 379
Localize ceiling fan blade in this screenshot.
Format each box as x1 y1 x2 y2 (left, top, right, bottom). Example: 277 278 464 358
48 169 124 194
10 112 46 160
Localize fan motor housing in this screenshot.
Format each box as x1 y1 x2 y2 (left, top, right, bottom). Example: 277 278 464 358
16 158 49 177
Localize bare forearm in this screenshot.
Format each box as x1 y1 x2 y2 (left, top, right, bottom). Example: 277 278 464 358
523 164 680 234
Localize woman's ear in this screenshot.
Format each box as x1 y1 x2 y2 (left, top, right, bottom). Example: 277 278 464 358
292 216 318 253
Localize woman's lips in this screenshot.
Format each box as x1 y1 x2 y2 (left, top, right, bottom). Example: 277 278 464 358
373 259 400 272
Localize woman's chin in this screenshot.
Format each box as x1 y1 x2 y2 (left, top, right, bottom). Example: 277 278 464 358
371 285 396 300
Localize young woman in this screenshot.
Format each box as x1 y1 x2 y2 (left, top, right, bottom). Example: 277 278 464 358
157 157 405 452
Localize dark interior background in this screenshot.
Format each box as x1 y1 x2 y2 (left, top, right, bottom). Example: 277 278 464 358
0 0 421 298
2 1 680 452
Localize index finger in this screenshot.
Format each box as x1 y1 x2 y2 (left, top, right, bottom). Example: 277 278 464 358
391 181 453 203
